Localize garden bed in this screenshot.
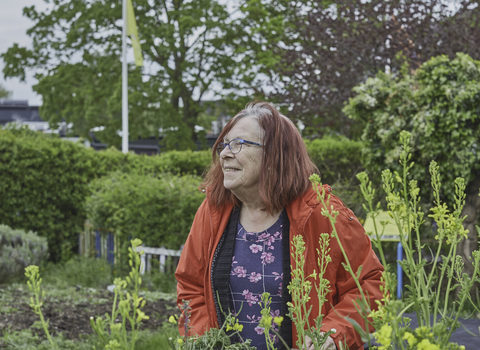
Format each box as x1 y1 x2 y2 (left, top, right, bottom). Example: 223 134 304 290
0 284 177 343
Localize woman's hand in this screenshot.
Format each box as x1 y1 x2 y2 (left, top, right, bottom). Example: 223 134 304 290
304 334 337 350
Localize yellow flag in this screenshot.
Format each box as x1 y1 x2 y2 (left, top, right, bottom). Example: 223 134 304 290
126 0 143 67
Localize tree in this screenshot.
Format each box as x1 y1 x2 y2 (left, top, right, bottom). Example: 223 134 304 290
344 53 480 283
256 0 480 138
1 0 264 149
0 83 12 99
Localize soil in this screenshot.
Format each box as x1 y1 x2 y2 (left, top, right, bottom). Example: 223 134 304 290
0 285 177 341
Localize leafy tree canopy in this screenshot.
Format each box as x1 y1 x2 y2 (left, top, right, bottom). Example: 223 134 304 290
344 53 480 205
1 0 272 149
261 0 480 139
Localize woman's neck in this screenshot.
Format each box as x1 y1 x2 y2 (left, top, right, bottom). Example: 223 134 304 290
239 203 282 233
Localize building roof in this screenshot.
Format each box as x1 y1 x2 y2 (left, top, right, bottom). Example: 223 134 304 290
0 100 43 125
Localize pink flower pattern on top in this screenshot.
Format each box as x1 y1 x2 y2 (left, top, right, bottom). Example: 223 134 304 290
249 272 262 283
229 213 285 349
249 244 263 253
261 252 275 264
242 289 259 306
232 266 247 278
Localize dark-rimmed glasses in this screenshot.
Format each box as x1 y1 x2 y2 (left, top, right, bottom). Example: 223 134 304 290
216 138 264 156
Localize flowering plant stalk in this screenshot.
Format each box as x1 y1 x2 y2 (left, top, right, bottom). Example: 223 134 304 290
285 224 335 350
309 173 373 349
90 238 150 350
257 292 288 350
356 131 480 350
24 265 57 350
169 299 256 350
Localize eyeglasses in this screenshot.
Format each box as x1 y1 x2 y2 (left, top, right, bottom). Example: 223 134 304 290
216 138 264 156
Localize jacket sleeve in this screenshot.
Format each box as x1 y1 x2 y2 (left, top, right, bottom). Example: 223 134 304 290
320 209 384 350
175 199 212 337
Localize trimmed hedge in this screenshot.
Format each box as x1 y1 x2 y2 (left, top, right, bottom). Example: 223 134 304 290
305 136 366 216
0 224 48 282
0 126 210 261
305 135 364 184
86 172 205 249
0 126 364 262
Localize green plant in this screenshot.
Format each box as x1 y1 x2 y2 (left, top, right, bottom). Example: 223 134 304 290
356 131 479 350
285 233 335 350
0 329 98 350
24 265 57 349
0 126 210 262
90 239 150 350
0 225 48 283
305 136 367 218
41 256 113 289
86 172 205 250
141 269 177 294
305 136 365 186
167 299 256 350
309 174 372 349
344 53 480 278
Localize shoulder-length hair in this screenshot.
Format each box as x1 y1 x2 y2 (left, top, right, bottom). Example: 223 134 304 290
203 101 319 214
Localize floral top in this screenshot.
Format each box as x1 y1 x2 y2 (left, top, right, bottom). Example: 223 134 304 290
229 212 284 349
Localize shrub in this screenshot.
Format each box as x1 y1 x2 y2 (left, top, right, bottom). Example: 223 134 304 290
0 224 48 283
86 172 205 250
0 126 210 262
305 136 366 217
305 135 364 184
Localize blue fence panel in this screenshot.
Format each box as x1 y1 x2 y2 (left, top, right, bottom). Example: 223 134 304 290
107 233 115 265
95 231 101 259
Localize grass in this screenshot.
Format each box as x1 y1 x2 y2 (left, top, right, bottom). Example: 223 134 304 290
0 326 180 350
0 254 180 350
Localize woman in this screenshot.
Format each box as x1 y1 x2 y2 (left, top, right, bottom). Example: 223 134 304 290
175 102 384 350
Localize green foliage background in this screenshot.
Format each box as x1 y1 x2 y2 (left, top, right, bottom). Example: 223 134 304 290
305 135 366 217
86 172 205 250
0 127 210 262
0 126 363 262
344 53 480 205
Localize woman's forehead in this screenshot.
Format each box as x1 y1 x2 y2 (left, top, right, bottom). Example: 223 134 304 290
224 116 263 141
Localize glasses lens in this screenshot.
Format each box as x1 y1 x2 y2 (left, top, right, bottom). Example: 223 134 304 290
230 139 242 154
216 143 226 155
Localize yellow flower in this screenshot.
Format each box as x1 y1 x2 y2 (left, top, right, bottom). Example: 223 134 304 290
375 324 392 350
169 315 177 324
226 320 243 332
402 332 417 346
274 316 284 326
177 338 184 345
416 338 440 350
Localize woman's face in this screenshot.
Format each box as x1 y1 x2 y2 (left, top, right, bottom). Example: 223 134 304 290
219 116 264 197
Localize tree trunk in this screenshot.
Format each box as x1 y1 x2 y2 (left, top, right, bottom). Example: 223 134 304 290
458 177 480 297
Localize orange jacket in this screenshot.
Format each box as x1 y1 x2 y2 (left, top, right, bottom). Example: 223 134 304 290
175 185 384 350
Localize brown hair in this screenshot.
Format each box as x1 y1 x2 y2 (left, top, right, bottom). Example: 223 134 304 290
203 101 319 214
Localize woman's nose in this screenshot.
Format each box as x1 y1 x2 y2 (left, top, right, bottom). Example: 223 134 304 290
220 146 234 158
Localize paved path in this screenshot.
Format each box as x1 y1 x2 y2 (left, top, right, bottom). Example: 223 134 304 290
365 313 480 349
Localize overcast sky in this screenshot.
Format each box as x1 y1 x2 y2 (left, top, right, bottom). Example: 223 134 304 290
0 0 49 106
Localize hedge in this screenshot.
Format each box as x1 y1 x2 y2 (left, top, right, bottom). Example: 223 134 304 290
305 135 364 184
86 172 205 250
0 126 210 262
0 126 364 262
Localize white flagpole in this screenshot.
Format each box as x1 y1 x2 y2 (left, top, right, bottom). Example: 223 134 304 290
122 0 128 154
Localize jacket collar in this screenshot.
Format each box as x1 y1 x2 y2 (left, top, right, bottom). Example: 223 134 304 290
204 184 329 237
